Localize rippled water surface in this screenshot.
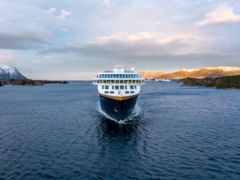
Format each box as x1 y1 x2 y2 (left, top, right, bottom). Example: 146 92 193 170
0 82 240 179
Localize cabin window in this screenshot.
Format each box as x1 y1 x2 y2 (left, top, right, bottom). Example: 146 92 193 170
102 85 104 89
110 91 114 94
111 74 113 78
105 85 109 89
123 74 125 78
116 74 119 78
103 80 106 83
132 80 135 83
120 74 122 78
135 86 137 89
112 86 114 89
125 91 129 94
125 86 127 89
111 80 114 83
107 80 110 83
120 86 124 90
130 86 134 89
129 80 132 83
120 80 123 84
115 86 119 90
131 91 134 94
105 91 109 94
124 80 127 83
116 80 119 83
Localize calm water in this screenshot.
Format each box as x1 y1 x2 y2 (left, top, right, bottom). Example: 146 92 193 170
0 82 240 180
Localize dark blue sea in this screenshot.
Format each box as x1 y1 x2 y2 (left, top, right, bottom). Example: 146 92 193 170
0 82 240 180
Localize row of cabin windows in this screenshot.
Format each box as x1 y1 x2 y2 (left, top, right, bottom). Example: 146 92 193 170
102 85 137 90
104 91 135 94
98 74 138 78
95 80 144 84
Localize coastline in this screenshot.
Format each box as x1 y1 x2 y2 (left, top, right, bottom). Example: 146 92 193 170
0 79 68 86
178 75 240 89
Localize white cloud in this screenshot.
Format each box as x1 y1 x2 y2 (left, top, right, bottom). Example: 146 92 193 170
61 9 72 18
49 7 56 13
159 35 201 45
95 32 155 43
196 4 240 26
102 0 115 8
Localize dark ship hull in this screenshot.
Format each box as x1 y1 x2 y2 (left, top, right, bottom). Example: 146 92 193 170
99 94 138 122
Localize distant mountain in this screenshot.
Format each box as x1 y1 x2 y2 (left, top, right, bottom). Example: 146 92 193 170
139 70 164 80
140 66 240 79
0 64 27 81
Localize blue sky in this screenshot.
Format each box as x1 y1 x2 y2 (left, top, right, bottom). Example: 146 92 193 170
0 0 240 80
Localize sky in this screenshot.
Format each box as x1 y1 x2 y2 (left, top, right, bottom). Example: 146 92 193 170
0 0 240 80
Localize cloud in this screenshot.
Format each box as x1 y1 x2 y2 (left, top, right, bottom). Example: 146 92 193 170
42 32 207 58
159 35 201 45
49 7 56 13
61 9 72 18
0 20 51 50
196 4 240 26
95 32 155 43
102 0 116 8
0 2 73 50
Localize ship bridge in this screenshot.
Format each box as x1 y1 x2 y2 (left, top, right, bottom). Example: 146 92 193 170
93 65 145 97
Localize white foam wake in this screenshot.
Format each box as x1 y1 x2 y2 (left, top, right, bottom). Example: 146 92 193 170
97 103 142 124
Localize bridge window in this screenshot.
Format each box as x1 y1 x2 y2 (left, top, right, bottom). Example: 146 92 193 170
123 74 125 78
120 74 122 78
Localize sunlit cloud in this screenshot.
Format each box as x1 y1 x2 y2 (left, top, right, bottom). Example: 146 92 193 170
196 3 240 26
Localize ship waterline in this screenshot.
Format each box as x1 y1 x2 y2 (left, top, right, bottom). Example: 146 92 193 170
93 65 145 122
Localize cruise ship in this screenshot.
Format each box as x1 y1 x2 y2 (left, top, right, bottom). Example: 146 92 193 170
93 65 145 122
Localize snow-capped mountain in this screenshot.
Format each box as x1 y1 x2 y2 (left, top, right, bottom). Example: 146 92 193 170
179 66 240 72
0 64 27 81
140 66 240 79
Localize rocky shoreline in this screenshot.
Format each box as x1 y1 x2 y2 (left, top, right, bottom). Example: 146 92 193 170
0 79 68 86
178 75 240 89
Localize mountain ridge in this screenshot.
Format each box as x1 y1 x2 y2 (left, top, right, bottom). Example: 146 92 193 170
140 66 240 79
